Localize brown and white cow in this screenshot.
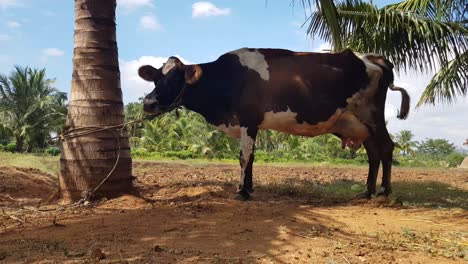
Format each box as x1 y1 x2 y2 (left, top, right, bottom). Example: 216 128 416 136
138 48 410 200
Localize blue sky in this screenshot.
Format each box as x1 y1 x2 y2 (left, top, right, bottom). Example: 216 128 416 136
0 0 467 147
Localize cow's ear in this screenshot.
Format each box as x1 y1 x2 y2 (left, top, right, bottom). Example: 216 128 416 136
138 65 161 82
184 65 203 85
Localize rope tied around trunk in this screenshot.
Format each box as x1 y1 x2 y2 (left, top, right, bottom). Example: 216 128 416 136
53 114 157 205
54 88 186 206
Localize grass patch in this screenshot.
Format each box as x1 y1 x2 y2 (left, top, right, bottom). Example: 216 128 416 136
392 181 468 209
0 152 59 175
258 178 468 209
258 179 366 203
1 152 466 210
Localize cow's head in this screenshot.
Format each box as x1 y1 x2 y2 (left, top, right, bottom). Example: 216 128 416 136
138 57 202 115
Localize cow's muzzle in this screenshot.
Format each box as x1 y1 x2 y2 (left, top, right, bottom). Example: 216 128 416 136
143 98 162 114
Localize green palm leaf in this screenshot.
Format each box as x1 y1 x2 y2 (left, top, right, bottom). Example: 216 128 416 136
302 0 467 105
418 51 468 105
0 66 67 151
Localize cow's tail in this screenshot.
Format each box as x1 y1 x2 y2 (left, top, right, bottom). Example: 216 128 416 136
389 84 410 120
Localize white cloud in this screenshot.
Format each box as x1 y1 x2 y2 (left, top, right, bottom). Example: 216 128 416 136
120 55 192 103
314 42 332 52
0 0 21 8
117 0 152 10
139 14 163 31
0 34 12 41
43 48 65 57
6 20 21 28
192 2 230 18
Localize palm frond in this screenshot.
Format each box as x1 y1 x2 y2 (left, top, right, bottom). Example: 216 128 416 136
309 0 467 73
299 0 343 50
417 51 468 105
0 66 68 151
305 0 467 105
389 0 467 23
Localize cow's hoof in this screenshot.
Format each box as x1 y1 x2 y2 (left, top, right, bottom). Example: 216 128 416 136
353 192 369 199
377 187 392 197
233 191 250 201
354 190 374 199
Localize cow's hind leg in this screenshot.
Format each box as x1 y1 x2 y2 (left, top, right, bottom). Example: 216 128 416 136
363 137 381 198
234 127 258 201
378 128 395 196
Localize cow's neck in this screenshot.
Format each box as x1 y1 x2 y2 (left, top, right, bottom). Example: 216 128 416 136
180 61 233 125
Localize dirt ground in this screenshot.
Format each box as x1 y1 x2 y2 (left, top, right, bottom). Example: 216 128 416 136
0 161 467 264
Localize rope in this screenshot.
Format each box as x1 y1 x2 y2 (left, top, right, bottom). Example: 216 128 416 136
52 83 187 206
53 114 157 205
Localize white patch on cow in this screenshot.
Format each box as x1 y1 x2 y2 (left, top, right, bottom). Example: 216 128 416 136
259 107 369 144
162 58 178 75
240 127 255 188
259 107 336 137
216 124 241 138
260 107 297 129
356 53 384 97
344 53 384 125
230 48 270 81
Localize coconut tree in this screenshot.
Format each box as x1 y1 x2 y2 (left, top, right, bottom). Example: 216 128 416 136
301 0 467 105
59 0 132 202
394 129 417 156
0 66 67 152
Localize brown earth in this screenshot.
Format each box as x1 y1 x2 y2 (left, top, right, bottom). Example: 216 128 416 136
0 161 467 263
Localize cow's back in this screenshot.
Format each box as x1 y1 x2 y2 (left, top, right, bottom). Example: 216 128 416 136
232 48 370 126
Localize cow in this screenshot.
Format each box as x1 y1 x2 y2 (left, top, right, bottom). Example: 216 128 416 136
138 48 410 201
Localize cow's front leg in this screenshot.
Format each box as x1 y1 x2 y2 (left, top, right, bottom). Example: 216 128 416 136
234 126 258 201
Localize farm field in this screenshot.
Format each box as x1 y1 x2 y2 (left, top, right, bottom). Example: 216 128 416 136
0 158 467 263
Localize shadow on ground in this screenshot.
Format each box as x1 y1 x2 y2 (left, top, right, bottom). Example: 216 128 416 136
1 162 467 263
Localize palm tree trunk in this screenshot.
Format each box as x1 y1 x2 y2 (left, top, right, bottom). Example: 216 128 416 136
59 0 132 202
15 135 24 152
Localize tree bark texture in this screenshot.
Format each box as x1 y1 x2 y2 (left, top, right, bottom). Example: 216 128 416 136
59 0 132 202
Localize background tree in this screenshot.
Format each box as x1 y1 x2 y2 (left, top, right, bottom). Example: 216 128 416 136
394 129 417 156
417 138 455 157
125 101 145 148
0 66 67 152
59 0 132 202
303 0 467 105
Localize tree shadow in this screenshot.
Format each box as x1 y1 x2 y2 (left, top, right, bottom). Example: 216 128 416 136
391 181 468 209
1 162 467 263
143 177 468 210
258 179 468 209
0 199 363 263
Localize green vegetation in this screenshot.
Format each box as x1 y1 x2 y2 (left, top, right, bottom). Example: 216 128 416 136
393 181 468 209
306 0 467 105
0 151 59 175
394 130 417 156
125 103 465 168
0 66 67 152
0 67 464 169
